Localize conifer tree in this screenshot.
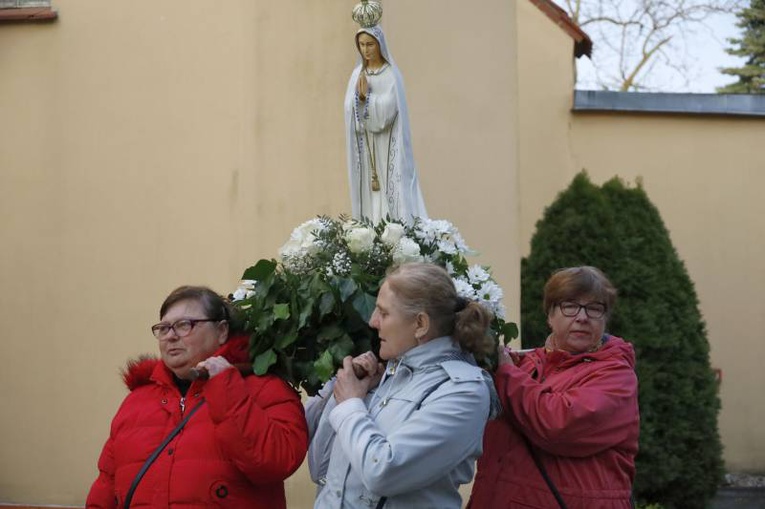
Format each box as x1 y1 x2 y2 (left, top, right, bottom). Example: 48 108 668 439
521 173 723 508
718 0 765 94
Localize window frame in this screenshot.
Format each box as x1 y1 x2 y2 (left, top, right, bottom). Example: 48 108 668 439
0 0 57 23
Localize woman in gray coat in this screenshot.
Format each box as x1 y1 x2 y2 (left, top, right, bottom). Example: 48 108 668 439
306 262 499 509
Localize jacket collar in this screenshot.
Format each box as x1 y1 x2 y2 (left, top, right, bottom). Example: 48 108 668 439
396 336 467 371
122 334 251 391
544 334 635 369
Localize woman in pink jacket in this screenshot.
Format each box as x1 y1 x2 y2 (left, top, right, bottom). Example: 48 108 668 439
469 266 639 509
87 286 308 508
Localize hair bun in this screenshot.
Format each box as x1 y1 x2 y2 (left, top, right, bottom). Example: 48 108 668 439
455 296 469 313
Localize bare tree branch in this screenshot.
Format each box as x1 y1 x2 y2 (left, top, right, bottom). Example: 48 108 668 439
621 35 673 90
556 0 745 90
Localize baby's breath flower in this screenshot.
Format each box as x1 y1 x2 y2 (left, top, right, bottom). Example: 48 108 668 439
331 252 352 277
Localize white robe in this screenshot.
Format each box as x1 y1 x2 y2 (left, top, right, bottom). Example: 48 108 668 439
344 26 427 224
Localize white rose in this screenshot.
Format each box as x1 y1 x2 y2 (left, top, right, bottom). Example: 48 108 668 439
392 237 422 264
345 227 376 253
380 223 406 247
279 219 323 258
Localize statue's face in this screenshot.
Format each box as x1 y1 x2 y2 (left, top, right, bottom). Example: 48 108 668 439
357 33 382 66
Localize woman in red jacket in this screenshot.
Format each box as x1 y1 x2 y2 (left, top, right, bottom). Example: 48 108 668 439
469 266 639 509
87 286 308 508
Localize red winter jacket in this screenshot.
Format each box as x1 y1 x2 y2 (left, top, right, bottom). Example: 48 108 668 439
468 335 639 509
86 335 308 509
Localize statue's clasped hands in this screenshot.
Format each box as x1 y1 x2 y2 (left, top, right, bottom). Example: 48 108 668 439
333 351 384 403
356 73 369 101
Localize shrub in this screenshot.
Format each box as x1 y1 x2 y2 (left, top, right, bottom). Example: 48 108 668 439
521 172 723 508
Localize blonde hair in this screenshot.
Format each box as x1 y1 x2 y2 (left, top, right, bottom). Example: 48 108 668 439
384 263 494 357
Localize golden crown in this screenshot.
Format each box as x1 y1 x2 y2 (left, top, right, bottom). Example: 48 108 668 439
352 0 383 28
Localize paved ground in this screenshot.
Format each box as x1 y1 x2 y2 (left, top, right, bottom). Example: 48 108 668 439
712 488 765 509
711 474 765 509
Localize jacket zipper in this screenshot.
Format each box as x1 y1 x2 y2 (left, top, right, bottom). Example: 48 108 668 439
180 396 186 415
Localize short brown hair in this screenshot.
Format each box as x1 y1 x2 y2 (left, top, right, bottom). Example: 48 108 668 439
543 266 617 318
159 285 240 332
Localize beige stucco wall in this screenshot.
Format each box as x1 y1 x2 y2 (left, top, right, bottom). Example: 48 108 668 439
568 113 765 472
516 0 578 247
0 0 518 505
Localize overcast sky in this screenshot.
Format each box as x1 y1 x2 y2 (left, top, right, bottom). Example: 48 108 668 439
573 10 748 93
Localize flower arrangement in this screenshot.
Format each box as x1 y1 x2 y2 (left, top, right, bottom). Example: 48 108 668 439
231 215 518 395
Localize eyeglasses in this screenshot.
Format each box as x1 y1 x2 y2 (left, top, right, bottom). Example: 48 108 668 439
558 301 607 319
151 318 218 339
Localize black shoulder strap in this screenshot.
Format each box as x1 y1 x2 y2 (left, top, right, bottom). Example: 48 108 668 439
522 366 568 509
521 432 568 509
123 400 206 509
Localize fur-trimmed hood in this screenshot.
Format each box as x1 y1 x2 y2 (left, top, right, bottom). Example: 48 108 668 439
121 334 251 391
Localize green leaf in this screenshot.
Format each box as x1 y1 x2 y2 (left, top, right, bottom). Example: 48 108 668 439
276 331 298 349
252 349 277 375
317 323 346 342
255 313 276 332
328 335 355 361
502 322 519 341
242 259 277 282
338 277 358 301
298 298 315 328
314 350 335 381
273 303 290 320
319 291 336 317
351 292 377 322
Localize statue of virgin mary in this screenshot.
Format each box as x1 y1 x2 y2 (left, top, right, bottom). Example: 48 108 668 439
344 19 428 223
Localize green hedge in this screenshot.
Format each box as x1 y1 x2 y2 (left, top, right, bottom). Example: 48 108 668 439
521 172 722 508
